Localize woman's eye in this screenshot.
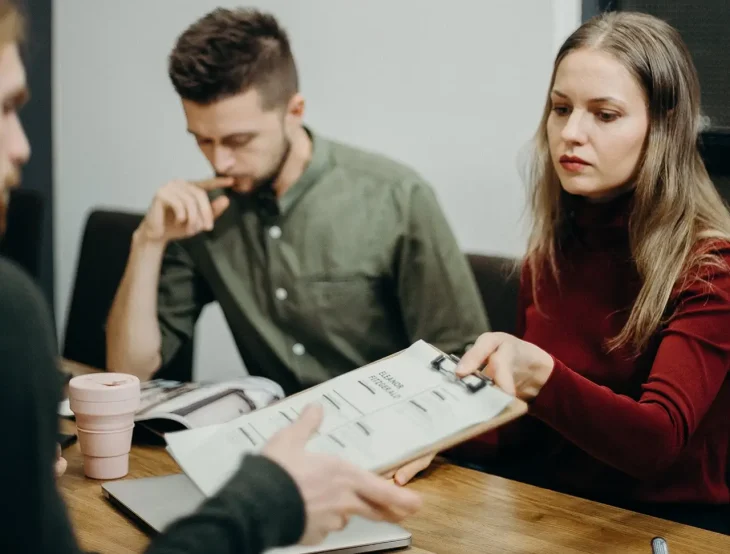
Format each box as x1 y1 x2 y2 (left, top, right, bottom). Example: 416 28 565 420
597 111 619 122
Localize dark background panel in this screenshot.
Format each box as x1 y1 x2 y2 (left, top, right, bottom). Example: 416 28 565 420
615 1 730 131
18 0 54 311
584 0 730 195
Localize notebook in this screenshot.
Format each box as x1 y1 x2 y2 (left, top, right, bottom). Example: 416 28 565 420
59 375 284 437
102 473 412 553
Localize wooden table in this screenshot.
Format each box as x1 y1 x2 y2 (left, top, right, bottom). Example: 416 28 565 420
58 361 730 553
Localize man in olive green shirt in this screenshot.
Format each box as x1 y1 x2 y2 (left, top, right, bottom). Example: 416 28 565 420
106 8 489 394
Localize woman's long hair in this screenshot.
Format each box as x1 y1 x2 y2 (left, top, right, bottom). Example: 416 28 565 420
527 11 730 352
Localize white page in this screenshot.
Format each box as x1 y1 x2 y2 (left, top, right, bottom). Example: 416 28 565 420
166 424 224 464
167 340 513 497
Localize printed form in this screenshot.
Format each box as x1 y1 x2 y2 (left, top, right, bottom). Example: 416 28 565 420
166 340 514 497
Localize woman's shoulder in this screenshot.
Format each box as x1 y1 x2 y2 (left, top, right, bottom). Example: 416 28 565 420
675 239 730 298
691 238 730 268
694 236 730 255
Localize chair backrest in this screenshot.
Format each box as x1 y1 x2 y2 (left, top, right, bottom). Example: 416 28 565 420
466 254 521 335
0 188 44 280
62 209 194 381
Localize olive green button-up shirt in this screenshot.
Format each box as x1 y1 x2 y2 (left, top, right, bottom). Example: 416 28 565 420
157 130 489 393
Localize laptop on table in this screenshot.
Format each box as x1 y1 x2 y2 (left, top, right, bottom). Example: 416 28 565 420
102 473 412 553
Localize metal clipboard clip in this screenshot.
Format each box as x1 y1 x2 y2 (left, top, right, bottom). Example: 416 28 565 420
429 354 493 393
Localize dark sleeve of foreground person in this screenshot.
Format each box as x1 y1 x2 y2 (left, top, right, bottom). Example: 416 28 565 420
0 257 305 554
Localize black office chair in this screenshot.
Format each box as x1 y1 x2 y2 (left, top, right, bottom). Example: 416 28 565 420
700 130 730 204
698 130 730 535
62 209 194 382
0 187 44 280
465 253 521 335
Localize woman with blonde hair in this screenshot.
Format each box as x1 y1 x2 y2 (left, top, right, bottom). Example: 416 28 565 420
449 12 730 532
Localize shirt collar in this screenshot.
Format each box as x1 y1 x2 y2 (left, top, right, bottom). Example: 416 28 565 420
277 126 330 216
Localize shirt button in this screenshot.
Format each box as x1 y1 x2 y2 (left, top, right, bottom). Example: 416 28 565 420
292 343 306 356
275 287 288 301
269 226 282 239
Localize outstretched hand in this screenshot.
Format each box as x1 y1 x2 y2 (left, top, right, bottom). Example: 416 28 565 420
455 332 555 401
263 404 423 545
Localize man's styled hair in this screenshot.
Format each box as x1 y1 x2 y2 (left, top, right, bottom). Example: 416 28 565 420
168 8 298 109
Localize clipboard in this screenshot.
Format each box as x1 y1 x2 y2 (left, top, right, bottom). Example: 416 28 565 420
165 340 528 496
370 348 527 475
258 344 528 476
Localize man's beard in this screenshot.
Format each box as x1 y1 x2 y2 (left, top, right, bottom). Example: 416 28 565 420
218 138 292 195
260 138 291 189
0 166 21 237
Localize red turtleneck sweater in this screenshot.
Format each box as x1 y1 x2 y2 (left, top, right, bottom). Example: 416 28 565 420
456 193 730 507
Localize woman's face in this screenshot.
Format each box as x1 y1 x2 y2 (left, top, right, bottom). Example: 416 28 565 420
547 48 649 202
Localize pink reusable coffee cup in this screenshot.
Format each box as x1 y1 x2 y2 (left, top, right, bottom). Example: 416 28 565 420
68 373 140 480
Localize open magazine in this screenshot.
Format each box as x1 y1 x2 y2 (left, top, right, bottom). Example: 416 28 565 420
166 340 528 497
59 376 285 436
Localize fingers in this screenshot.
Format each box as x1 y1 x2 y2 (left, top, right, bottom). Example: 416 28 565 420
176 189 201 234
486 347 517 396
157 185 212 233
344 480 418 524
343 493 384 523
300 514 348 546
193 176 235 191
394 454 434 486
155 189 186 224
456 333 518 395
211 195 230 219
280 404 324 448
301 491 402 547
146 178 234 241
351 467 422 519
54 455 67 479
262 404 323 468
455 332 504 377
356 495 409 523
190 187 215 231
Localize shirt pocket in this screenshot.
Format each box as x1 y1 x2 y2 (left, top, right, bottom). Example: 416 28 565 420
300 275 387 342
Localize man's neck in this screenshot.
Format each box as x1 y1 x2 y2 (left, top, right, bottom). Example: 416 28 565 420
272 125 313 198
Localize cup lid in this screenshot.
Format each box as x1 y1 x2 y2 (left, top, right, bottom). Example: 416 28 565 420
69 373 140 402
